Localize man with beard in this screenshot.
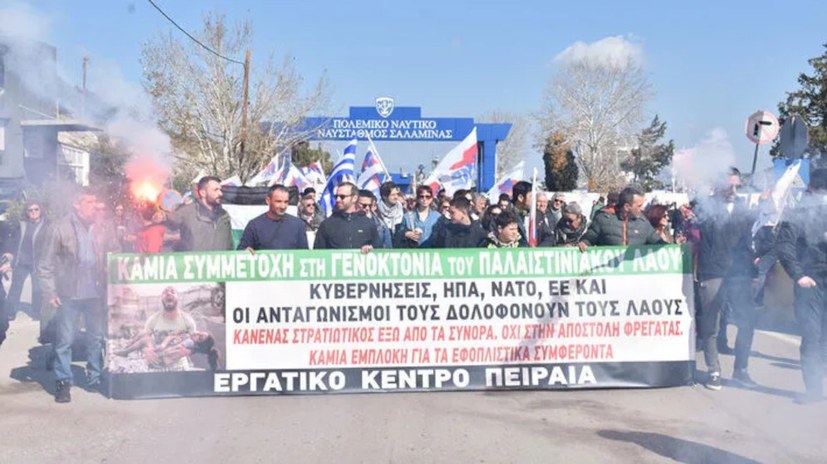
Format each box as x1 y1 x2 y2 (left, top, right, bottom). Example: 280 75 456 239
142 286 197 368
777 168 827 404
238 184 308 251
314 182 382 252
511 181 555 246
167 176 232 251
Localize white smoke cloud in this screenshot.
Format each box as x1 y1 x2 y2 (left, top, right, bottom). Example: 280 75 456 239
554 35 643 69
0 1 172 185
0 1 52 43
672 128 737 190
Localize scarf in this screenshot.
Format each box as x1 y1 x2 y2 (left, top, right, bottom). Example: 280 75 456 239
377 199 404 231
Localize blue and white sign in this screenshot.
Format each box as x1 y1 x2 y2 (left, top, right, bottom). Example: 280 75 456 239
304 104 476 142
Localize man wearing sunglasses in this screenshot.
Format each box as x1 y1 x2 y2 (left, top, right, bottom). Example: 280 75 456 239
314 182 381 253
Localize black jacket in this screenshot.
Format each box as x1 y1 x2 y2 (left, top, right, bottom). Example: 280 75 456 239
433 220 489 248
695 198 756 280
777 196 827 282
314 211 382 250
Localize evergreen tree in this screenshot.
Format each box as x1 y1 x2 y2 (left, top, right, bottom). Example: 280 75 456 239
773 43 827 161
620 115 674 191
543 133 579 191
290 141 333 172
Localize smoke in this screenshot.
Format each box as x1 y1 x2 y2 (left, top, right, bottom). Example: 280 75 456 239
554 35 644 70
0 1 172 195
672 128 737 192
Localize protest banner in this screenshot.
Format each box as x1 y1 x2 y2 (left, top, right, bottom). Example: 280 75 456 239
106 245 694 399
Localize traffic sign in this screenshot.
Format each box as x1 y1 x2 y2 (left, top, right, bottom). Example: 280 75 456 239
779 113 809 159
745 110 779 145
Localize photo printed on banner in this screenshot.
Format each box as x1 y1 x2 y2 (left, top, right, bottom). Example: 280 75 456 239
107 282 226 374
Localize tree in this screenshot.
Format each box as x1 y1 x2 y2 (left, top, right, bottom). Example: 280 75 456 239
142 14 330 183
290 141 332 172
543 132 579 191
478 111 531 178
773 43 827 162
620 115 674 191
539 49 651 191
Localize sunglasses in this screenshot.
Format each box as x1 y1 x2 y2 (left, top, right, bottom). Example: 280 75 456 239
334 194 353 200
418 195 432 199
358 203 373 208
27 207 40 212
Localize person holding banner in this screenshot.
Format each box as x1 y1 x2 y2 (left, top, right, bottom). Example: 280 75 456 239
486 210 526 248
555 202 588 247
777 169 827 404
578 186 664 251
314 182 381 253
238 184 308 251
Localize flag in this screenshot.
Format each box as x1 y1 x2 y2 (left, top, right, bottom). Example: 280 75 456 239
486 161 525 200
277 157 311 191
424 128 478 196
300 161 327 189
248 155 284 186
751 160 802 236
319 139 358 216
528 168 538 247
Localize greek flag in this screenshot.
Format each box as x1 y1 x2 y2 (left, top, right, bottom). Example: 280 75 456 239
320 139 358 216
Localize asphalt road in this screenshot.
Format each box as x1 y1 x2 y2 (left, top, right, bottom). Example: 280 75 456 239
1 310 824 464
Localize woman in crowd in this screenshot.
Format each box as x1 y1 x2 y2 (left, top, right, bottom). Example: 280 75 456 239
555 202 588 246
644 204 676 243
481 204 503 234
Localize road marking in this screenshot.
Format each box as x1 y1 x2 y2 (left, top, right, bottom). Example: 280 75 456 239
756 330 799 346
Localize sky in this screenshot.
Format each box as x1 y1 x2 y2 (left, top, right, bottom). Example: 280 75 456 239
7 0 827 181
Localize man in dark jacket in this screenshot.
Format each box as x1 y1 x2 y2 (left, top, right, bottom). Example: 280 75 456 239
38 188 116 403
694 168 758 391
314 182 382 252
167 176 232 251
433 196 488 248
777 169 827 404
578 186 664 250
238 184 308 251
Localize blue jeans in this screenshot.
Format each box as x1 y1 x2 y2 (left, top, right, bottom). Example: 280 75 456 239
54 298 104 384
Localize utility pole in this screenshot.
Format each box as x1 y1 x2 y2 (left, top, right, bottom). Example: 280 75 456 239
82 56 88 120
240 48 251 163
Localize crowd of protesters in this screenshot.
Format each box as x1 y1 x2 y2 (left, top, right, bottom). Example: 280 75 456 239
0 167 825 407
